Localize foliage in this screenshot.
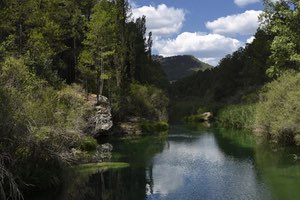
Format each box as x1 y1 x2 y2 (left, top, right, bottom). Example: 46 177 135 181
260 0 300 77
170 29 271 104
0 0 170 198
140 121 169 133
0 57 93 194
183 104 213 122
217 104 256 130
0 155 23 200
79 0 117 103
255 72 300 145
139 60 169 90
125 83 169 121
184 115 207 123
80 136 98 152
168 99 212 122
73 162 130 174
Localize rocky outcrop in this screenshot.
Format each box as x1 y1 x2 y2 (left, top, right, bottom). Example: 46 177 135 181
85 95 113 136
200 112 213 122
184 112 214 123
112 117 143 135
118 122 142 135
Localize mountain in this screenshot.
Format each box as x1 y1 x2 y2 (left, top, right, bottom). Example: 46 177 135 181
153 55 213 81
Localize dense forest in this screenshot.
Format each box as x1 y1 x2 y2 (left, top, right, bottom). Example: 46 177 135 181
1 0 300 199
0 0 168 199
170 0 300 145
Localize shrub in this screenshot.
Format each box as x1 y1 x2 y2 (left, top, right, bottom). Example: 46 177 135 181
126 83 169 121
140 121 169 133
168 99 217 122
217 104 256 130
0 57 94 193
255 72 300 145
80 136 98 152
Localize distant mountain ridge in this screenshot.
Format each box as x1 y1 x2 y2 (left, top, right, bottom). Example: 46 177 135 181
153 55 213 81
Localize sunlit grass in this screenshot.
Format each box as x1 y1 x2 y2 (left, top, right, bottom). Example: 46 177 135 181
73 162 130 174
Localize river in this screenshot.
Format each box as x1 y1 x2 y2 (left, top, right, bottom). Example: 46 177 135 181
30 124 300 200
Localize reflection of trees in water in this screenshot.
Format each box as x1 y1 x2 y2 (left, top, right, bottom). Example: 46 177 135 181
146 164 154 195
59 167 148 200
254 144 300 200
215 128 300 200
60 128 300 200
213 128 255 161
57 134 167 200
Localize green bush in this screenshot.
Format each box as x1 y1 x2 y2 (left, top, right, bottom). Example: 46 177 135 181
80 136 98 152
217 104 256 130
0 57 93 192
255 72 300 145
169 99 216 122
140 121 169 133
126 83 169 121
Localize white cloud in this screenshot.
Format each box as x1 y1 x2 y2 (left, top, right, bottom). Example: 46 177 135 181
206 10 262 36
154 32 242 66
270 0 281 3
234 0 260 7
128 0 138 9
132 4 185 37
199 57 223 66
246 36 255 44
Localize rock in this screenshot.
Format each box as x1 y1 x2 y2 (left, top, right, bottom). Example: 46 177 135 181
118 122 142 135
98 143 113 152
200 112 213 121
86 95 113 136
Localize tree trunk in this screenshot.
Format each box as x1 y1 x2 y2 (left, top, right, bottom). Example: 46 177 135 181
96 65 100 105
100 56 104 95
73 36 77 82
19 24 22 55
85 77 88 100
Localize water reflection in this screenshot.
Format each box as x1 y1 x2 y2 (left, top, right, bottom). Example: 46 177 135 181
146 131 270 200
28 125 300 200
254 144 300 200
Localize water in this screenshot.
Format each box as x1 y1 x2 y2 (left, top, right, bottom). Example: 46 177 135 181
30 124 300 200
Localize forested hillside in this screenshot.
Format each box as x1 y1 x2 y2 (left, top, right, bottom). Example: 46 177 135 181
170 29 271 103
154 55 212 81
170 0 300 146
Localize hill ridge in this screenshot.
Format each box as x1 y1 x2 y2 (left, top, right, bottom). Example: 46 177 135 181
153 55 213 81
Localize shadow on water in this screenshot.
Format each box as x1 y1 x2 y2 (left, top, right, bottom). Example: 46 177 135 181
26 132 167 200
27 124 300 200
254 143 300 200
60 167 149 200
215 127 300 200
214 128 256 161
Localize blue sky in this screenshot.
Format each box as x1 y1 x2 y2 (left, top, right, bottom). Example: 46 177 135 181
130 0 268 65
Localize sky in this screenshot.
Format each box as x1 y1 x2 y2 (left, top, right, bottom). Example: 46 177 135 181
129 0 270 66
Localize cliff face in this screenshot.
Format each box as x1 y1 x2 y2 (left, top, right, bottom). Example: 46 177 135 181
85 95 113 136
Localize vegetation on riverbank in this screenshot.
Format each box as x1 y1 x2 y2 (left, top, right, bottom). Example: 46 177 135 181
1 0 300 198
170 0 300 146
74 162 130 174
217 104 256 130
0 57 103 196
255 72 300 145
0 0 169 198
